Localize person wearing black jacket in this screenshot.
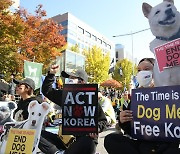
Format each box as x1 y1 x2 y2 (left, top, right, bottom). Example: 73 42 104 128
104 58 180 154
13 78 66 154
13 78 40 120
41 64 107 154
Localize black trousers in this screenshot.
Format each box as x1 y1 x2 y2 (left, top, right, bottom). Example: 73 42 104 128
39 130 97 154
39 130 66 154
65 136 97 154
104 132 180 154
104 133 140 154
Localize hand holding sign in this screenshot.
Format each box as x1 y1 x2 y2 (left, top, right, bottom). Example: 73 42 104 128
120 110 133 123
131 85 180 141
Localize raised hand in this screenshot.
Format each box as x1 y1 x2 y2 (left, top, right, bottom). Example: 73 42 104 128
50 64 59 75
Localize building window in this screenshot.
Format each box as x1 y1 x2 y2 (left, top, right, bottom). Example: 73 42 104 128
79 43 84 48
116 52 118 58
77 35 84 42
97 38 102 44
68 29 77 37
60 29 68 35
92 35 97 41
78 26 84 34
102 41 106 47
65 51 76 71
60 20 68 26
76 55 85 69
107 44 111 49
85 31 91 38
67 38 77 45
68 21 77 30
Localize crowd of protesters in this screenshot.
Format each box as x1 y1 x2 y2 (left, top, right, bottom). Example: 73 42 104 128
0 57 180 154
100 88 131 118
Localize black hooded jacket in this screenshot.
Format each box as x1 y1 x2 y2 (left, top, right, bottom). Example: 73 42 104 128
42 73 107 137
13 96 42 121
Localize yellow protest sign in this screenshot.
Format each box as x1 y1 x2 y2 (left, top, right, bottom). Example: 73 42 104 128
5 128 36 154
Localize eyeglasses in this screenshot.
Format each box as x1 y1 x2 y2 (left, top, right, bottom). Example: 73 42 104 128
138 58 154 65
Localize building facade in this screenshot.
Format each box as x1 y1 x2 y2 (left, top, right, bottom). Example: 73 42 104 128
115 44 138 64
51 12 115 60
56 49 85 75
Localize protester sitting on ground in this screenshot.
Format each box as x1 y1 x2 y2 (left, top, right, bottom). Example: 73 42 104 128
104 58 180 154
12 78 66 154
42 64 107 154
13 78 42 121
98 91 116 126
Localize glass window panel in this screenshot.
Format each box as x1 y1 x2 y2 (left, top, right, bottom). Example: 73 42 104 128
97 38 102 44
60 29 68 35
68 21 77 29
67 38 77 45
85 31 91 38
92 35 97 41
78 26 84 34
65 51 76 72
68 29 77 37
60 20 68 26
103 41 106 47
76 55 85 70
107 44 111 49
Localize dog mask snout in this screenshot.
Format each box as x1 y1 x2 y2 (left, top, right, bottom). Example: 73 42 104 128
165 8 173 15
32 120 36 126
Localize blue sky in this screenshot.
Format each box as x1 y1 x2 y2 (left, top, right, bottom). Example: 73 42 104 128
20 0 180 61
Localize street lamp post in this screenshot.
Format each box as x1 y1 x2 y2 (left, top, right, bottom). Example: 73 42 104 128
113 28 150 75
131 31 134 75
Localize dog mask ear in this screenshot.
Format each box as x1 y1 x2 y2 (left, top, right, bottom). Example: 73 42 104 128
142 3 152 18
163 0 174 4
41 102 50 113
28 100 38 113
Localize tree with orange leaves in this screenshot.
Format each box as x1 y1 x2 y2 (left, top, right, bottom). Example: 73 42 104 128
0 0 66 79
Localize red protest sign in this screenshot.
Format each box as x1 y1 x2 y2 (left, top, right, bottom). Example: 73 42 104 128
154 38 180 72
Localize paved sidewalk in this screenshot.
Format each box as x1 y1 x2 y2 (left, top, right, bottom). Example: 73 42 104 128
96 126 116 154
41 125 117 154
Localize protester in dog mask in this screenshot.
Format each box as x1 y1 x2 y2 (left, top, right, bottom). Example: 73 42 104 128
41 64 107 154
104 58 180 154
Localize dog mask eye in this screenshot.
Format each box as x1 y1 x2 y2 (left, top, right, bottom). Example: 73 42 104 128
39 113 41 116
32 112 34 115
155 10 160 15
167 4 171 7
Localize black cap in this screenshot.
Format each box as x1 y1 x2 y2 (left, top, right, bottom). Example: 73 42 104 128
13 78 35 90
61 69 88 83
